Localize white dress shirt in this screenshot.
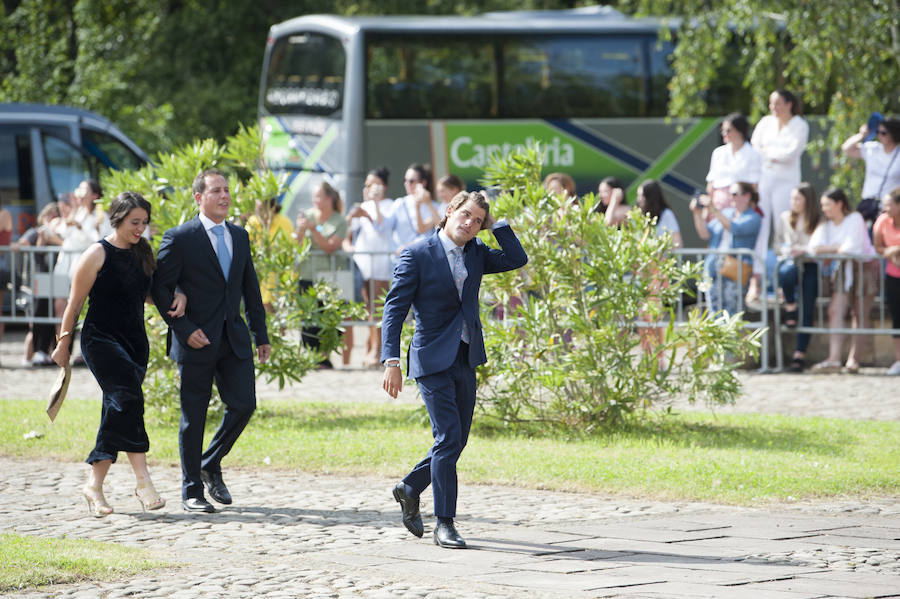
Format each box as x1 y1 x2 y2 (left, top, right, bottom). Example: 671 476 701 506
198 212 233 261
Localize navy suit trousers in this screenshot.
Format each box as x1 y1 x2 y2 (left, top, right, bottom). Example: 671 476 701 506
403 341 477 519
177 324 256 500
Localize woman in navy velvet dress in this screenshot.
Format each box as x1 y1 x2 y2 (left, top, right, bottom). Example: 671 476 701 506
52 192 184 517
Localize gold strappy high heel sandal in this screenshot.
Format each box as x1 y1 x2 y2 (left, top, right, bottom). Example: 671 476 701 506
83 484 114 518
135 479 166 512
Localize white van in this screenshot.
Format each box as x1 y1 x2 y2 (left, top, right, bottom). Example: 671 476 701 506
0 103 148 239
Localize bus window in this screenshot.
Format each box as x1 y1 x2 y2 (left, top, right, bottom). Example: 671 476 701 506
42 134 90 199
500 35 646 118
647 38 674 116
367 35 495 119
264 33 345 117
82 129 144 171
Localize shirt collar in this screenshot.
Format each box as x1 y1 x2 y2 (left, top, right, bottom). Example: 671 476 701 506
198 212 225 231
437 229 463 254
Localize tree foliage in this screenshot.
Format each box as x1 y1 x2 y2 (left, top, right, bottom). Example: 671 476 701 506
101 125 362 419
475 145 762 430
0 0 581 155
618 0 900 194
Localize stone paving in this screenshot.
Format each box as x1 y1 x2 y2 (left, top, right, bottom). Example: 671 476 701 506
2 329 900 598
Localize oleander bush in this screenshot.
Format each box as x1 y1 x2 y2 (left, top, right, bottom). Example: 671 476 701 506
475 145 762 430
102 125 363 418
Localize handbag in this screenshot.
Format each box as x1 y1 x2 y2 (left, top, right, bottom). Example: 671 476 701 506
719 255 751 285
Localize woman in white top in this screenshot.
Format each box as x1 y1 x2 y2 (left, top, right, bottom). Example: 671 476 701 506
637 179 682 248
808 188 878 373
748 90 809 304
390 163 439 251
705 112 762 213
774 183 822 371
841 117 900 232
347 167 396 366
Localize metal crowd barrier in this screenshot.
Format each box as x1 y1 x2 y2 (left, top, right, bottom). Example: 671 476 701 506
673 247 773 372
772 253 898 371
0 245 78 326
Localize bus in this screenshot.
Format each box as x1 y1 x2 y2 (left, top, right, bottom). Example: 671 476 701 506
258 7 830 247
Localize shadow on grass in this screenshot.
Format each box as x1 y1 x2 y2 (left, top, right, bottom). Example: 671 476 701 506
251 401 856 457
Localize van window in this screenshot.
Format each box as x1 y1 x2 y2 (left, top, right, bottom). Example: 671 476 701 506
41 134 90 200
82 129 143 171
0 128 35 206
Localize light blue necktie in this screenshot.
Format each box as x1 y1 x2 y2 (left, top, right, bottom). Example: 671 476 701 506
211 224 231 280
450 247 469 343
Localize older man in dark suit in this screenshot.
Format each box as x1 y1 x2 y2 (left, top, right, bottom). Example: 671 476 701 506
382 190 527 548
152 169 270 513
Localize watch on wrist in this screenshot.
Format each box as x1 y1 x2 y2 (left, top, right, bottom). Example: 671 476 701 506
384 359 400 368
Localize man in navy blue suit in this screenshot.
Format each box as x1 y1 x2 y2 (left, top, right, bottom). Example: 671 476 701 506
382 190 527 548
152 169 270 513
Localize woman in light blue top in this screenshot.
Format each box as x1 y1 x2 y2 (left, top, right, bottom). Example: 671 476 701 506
690 181 762 314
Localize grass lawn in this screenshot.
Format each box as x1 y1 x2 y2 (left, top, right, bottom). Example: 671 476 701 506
2 397 899 504
0 532 164 593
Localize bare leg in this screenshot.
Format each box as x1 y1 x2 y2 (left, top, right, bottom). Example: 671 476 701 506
83 459 114 517
127 452 165 511
825 291 847 364
846 292 874 369
342 327 353 366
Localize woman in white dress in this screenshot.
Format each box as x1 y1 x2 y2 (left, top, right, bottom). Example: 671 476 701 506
347 167 396 366
748 90 809 305
808 188 878 373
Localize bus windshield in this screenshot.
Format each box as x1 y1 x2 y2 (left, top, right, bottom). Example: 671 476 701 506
264 32 345 117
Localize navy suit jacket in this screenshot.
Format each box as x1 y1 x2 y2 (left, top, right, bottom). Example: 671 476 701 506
381 224 527 379
151 216 268 365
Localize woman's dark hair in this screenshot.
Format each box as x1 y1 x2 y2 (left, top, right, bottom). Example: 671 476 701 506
368 166 390 186
596 176 625 213
790 182 821 235
823 187 852 216
83 178 102 198
723 112 751 142
108 191 155 276
637 179 669 221
407 163 433 192
319 181 343 213
437 174 464 193
881 118 900 145
775 89 802 116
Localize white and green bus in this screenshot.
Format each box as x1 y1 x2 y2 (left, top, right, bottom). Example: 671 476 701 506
258 7 828 247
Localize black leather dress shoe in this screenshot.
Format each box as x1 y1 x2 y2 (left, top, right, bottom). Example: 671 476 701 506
182 497 216 513
433 521 467 549
392 483 424 538
200 470 232 505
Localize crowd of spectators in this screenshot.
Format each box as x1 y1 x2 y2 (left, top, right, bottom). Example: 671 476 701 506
3 96 899 376
529 93 900 375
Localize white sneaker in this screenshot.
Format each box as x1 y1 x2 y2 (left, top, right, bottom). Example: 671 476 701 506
31 351 50 366
887 361 900 376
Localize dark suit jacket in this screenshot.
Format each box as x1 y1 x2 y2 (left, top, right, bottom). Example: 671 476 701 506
151 216 268 364
380 224 527 379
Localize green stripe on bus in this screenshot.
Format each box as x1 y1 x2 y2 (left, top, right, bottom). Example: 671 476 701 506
627 117 718 193
281 124 340 214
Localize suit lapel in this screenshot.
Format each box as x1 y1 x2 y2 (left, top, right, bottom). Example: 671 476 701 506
224 221 240 282
427 233 459 302
460 239 478 299
192 217 226 281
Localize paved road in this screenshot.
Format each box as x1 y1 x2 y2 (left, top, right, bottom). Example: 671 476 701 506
2 329 900 598
2 457 900 599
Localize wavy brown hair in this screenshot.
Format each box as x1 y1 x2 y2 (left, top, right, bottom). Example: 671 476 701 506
109 191 155 276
